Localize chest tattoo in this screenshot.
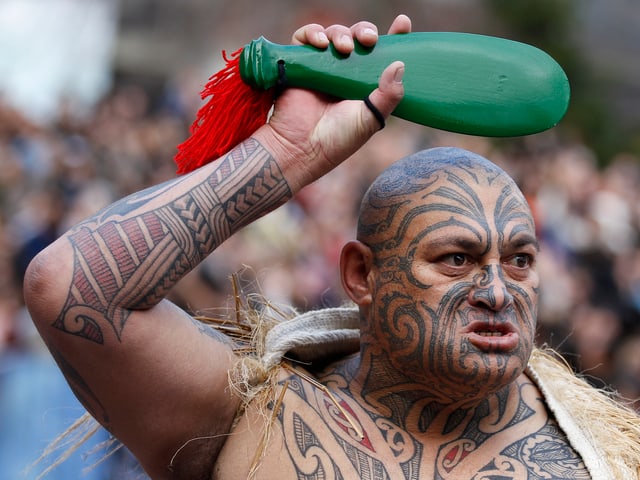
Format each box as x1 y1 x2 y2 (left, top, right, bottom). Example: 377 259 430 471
274 374 589 480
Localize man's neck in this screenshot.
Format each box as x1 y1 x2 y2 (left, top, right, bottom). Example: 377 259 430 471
330 351 521 439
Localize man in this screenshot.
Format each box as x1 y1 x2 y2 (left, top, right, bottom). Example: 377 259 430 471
24 14 639 480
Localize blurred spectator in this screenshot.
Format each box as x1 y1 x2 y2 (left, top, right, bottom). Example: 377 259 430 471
613 334 640 410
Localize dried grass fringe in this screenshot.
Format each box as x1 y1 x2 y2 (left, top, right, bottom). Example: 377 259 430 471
193 273 309 478
530 347 640 479
196 272 301 422
27 412 122 480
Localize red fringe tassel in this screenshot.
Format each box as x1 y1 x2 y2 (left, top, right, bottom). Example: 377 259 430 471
174 48 275 174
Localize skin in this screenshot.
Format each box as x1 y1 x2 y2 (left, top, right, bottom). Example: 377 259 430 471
23 14 589 480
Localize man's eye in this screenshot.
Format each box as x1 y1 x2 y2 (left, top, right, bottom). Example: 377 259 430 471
442 253 469 267
509 254 532 268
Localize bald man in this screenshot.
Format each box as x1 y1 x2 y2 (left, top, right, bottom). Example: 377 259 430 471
213 147 585 479
24 15 639 480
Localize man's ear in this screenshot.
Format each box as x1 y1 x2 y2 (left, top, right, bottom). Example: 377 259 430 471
340 240 374 306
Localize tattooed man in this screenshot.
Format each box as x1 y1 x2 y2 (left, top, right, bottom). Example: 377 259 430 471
24 14 640 480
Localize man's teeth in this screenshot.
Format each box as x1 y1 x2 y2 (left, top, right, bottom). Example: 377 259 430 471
478 331 504 337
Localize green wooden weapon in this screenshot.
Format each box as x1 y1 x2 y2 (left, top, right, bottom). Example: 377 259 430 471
176 32 570 173
241 32 569 137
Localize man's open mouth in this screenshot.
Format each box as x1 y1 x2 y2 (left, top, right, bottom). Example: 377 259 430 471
477 331 505 337
463 321 519 352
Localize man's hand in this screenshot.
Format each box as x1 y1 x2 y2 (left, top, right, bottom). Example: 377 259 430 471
253 15 411 192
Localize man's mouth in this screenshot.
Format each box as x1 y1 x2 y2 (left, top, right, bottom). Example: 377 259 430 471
463 321 519 352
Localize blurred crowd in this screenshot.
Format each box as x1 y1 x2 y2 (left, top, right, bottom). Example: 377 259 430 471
1 76 639 477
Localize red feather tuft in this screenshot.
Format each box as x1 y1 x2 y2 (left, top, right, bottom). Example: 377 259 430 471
174 48 275 174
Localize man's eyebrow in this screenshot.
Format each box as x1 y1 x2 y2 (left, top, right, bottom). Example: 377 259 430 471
508 233 540 252
424 234 485 252
423 232 539 253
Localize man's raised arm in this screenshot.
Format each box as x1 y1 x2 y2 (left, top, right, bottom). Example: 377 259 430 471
23 16 407 480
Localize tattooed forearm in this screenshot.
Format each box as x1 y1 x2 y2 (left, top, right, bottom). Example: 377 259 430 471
53 139 291 343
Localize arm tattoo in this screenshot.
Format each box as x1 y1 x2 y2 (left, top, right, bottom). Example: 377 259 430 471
49 348 110 424
53 139 291 344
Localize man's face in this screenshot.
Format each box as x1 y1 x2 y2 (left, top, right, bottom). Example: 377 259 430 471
362 164 539 399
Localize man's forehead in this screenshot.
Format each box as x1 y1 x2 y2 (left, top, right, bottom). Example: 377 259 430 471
358 147 534 245
406 147 501 172
367 147 515 199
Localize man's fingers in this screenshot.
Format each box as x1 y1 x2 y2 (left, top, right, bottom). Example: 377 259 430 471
387 14 412 35
365 61 405 125
350 21 379 47
290 18 407 132
292 16 411 52
291 23 329 47
324 24 355 53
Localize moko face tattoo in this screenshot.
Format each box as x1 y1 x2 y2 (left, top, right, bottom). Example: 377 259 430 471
357 148 539 403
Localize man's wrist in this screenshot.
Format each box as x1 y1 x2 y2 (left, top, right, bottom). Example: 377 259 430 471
250 125 317 194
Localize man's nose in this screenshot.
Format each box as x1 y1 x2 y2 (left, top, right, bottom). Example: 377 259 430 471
467 264 514 311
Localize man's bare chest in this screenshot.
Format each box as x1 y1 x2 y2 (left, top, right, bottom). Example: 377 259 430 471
214 371 590 479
